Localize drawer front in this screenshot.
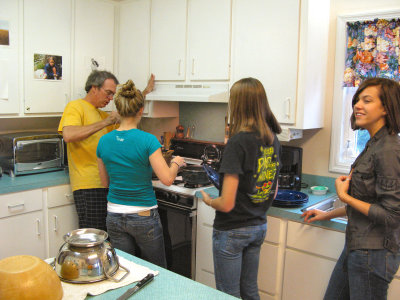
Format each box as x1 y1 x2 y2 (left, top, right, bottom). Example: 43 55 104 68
286 221 345 260
47 185 74 208
0 189 42 218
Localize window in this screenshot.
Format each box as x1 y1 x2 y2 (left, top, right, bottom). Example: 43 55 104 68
329 10 400 173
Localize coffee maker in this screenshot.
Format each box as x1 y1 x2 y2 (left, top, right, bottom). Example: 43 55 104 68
278 146 302 191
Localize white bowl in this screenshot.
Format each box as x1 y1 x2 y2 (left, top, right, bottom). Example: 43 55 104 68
310 186 328 195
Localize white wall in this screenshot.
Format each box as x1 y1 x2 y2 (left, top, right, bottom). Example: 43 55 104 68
284 0 400 178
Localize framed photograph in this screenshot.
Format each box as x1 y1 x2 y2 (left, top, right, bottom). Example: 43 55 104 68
0 20 10 46
33 53 63 80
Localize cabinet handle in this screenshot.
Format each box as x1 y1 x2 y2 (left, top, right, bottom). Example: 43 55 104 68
36 219 41 236
191 58 195 75
8 203 25 209
65 93 69 105
178 59 181 76
53 215 58 232
285 97 291 119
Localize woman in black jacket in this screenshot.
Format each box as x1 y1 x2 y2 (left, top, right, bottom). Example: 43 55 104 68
302 78 400 300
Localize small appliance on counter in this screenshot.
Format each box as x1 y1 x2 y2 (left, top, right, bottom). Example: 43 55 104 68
278 146 303 191
0 131 66 177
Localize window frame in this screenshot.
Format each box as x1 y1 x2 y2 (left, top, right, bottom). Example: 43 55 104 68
329 9 400 174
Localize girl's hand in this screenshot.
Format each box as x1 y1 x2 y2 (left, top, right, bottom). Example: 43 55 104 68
200 190 213 207
301 209 329 223
335 175 351 200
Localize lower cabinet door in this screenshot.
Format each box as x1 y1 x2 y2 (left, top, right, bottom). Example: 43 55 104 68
282 249 336 300
0 211 46 259
258 242 279 296
47 204 79 258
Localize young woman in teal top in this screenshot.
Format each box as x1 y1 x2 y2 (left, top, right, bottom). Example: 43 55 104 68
96 79 185 267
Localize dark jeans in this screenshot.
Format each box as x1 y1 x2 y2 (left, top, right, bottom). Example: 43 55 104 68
213 223 267 300
324 247 400 300
106 209 167 268
73 188 108 231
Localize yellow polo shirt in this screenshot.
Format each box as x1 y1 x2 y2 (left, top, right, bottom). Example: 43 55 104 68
58 99 116 192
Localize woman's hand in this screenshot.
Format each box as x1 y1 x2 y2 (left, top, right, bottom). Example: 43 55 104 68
200 190 213 207
301 209 329 223
171 156 186 168
335 175 351 201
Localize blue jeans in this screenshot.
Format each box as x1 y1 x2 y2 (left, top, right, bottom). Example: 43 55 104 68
324 247 400 300
213 223 267 300
106 209 167 268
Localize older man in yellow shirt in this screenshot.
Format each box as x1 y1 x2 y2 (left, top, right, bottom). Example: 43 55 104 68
58 70 154 231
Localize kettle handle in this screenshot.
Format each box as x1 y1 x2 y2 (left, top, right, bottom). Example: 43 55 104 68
103 250 130 282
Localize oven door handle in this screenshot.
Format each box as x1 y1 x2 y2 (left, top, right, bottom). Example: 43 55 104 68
157 201 196 215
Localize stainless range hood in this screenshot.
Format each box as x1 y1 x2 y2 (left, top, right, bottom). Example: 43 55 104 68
145 83 229 103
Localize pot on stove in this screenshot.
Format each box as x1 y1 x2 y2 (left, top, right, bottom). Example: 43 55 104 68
180 165 210 186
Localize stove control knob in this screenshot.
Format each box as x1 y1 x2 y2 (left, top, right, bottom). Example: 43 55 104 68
170 194 180 203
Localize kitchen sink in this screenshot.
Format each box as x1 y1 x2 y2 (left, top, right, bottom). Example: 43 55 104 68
301 195 348 222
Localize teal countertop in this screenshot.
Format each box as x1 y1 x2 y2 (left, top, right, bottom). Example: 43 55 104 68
88 249 237 300
0 170 345 232
0 169 70 194
196 187 347 232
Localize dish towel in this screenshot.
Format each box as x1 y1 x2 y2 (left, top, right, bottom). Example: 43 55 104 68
55 256 158 300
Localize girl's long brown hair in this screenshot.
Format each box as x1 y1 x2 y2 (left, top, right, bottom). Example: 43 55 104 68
114 79 144 117
228 78 281 144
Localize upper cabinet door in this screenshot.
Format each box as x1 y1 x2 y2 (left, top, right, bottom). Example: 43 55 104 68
23 0 72 114
187 0 231 81
150 0 187 81
0 0 20 115
74 0 115 110
118 0 151 89
232 0 299 125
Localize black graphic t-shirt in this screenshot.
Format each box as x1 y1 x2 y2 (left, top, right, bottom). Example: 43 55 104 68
214 131 282 230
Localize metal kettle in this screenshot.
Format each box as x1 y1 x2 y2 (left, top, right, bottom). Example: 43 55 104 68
54 228 129 283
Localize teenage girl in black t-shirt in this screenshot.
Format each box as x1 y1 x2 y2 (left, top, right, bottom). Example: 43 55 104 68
201 77 282 300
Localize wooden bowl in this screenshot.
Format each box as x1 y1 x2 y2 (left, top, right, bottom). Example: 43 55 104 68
0 255 63 300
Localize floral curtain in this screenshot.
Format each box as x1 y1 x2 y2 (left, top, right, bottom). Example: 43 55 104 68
343 18 400 87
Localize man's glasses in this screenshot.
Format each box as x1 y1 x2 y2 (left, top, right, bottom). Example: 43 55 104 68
100 87 115 97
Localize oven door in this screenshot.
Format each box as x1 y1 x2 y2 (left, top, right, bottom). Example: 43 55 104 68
157 200 197 279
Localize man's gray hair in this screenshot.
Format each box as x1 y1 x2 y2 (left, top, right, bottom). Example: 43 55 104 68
84 70 119 93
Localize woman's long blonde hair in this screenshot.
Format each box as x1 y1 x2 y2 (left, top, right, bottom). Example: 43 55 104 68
228 78 281 144
114 79 144 117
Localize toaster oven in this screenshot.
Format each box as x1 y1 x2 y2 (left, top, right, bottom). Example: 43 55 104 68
0 132 66 177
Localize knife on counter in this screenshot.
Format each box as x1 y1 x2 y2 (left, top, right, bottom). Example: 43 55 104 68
117 273 154 300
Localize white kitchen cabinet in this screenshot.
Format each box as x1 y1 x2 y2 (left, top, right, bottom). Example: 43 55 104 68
73 0 115 112
150 0 187 81
258 217 286 299
231 0 330 133
282 248 337 300
0 189 46 259
195 197 216 287
46 184 79 258
150 0 231 82
0 0 20 115
23 0 72 114
118 0 179 117
282 221 345 300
